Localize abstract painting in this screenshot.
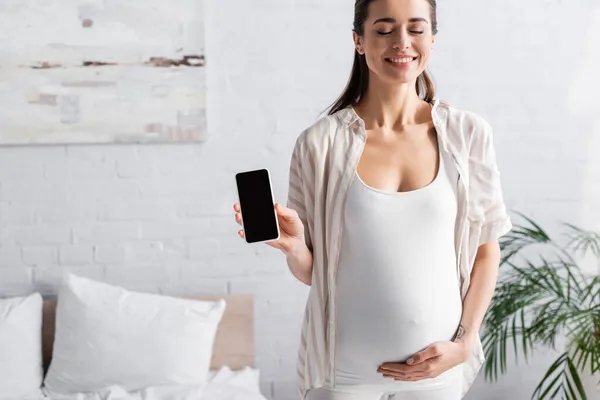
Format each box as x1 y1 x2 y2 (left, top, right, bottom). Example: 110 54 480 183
0 0 207 144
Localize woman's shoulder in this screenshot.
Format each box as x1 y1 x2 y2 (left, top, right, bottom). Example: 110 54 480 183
437 99 492 130
435 99 494 146
293 107 350 151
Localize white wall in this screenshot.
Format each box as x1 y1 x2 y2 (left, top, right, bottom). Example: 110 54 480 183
1 1 599 399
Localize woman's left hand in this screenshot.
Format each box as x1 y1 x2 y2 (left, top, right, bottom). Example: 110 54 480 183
377 341 470 381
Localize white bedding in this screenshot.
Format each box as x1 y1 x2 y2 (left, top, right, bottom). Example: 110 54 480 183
36 367 267 400
45 275 227 393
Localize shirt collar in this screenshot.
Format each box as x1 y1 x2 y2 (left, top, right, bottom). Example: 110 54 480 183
336 98 443 125
334 99 465 176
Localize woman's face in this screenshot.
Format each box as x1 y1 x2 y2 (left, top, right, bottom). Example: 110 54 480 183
354 0 435 85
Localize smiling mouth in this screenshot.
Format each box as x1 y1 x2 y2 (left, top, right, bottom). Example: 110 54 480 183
385 56 418 64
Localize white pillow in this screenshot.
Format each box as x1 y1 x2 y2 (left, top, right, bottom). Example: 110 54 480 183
0 293 44 400
43 274 227 394
209 366 261 394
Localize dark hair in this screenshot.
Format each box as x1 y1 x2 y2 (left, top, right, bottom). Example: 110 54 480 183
327 0 438 115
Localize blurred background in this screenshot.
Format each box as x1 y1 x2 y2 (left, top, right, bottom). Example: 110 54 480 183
0 0 599 399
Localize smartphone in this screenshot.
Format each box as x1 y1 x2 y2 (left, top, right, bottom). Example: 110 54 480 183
235 168 280 244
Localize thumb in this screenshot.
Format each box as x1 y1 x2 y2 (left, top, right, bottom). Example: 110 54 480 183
408 343 441 365
275 203 297 219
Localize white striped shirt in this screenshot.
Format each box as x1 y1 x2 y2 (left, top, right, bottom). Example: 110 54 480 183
286 99 513 399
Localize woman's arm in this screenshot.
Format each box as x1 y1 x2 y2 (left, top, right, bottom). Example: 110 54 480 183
284 239 313 286
457 118 510 350
454 239 502 351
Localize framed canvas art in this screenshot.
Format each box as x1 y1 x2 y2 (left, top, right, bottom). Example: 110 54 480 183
0 0 207 144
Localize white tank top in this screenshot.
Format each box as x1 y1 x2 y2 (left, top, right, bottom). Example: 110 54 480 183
334 132 464 390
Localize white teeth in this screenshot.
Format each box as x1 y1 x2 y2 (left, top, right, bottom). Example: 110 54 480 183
388 58 415 63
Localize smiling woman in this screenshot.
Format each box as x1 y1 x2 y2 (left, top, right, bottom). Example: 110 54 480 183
329 0 438 115
252 0 513 399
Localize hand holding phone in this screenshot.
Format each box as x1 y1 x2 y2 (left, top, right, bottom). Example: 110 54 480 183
234 202 306 252
234 169 306 252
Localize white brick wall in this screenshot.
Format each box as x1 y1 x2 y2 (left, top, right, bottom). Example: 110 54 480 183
1 0 600 399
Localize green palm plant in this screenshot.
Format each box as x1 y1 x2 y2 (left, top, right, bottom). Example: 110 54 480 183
481 213 600 400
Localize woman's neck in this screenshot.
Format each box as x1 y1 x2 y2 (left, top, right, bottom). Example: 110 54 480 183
354 78 429 129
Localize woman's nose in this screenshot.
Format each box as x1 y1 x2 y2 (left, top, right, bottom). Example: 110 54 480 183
392 31 411 51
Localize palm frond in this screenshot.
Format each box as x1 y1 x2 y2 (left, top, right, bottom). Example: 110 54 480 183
531 353 588 400
563 222 600 259
568 321 600 375
499 212 553 266
482 214 600 399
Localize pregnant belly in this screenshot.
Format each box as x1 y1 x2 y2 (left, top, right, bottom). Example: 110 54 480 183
334 265 463 387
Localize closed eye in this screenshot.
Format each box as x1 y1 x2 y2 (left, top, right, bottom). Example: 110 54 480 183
378 30 425 36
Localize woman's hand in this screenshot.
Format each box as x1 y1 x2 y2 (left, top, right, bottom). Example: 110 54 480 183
233 202 306 254
377 341 470 381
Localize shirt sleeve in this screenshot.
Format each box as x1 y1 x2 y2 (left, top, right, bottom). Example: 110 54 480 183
286 134 314 252
468 119 513 248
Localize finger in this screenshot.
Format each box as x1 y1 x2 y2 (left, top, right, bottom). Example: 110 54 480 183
397 375 423 381
389 375 420 381
235 212 242 225
238 229 244 238
378 360 433 375
406 358 438 375
382 370 428 381
405 365 434 375
406 360 439 377
380 370 408 377
378 363 410 374
266 238 294 252
233 203 240 212
381 372 410 381
265 240 283 250
409 344 442 365
275 203 298 220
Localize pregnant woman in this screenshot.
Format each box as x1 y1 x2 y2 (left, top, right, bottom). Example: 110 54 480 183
233 0 512 399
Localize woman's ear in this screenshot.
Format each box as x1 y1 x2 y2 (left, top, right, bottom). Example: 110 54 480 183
352 31 364 55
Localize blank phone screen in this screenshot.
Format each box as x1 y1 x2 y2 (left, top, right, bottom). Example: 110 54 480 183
236 169 279 243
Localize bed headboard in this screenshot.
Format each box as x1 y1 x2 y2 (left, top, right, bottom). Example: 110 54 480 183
41 294 254 371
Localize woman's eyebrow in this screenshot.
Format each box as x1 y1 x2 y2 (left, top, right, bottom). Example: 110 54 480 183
372 17 429 25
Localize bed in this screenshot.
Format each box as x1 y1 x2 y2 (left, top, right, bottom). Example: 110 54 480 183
38 294 267 400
